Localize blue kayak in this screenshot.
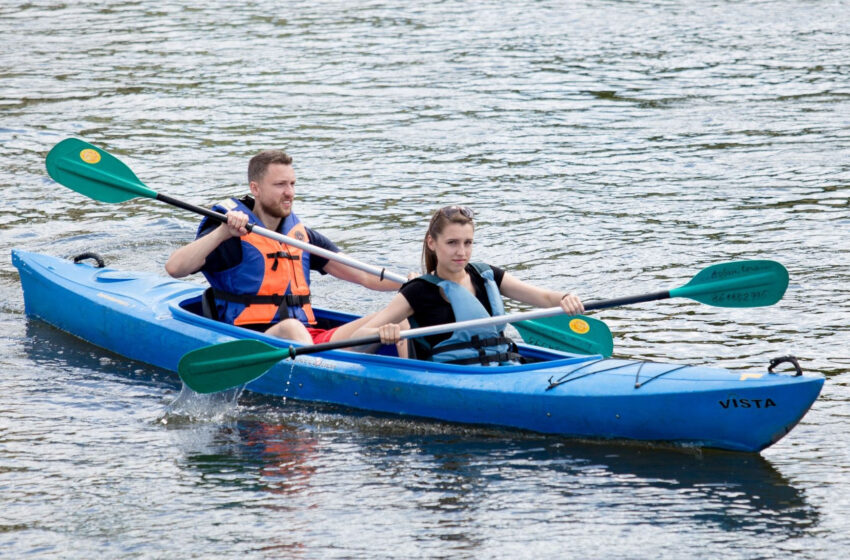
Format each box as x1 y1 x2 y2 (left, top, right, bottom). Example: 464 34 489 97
12 249 823 452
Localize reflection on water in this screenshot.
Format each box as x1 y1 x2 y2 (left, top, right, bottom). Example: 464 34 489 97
20 320 178 391
176 399 820 548
173 412 817 555
179 420 319 497
363 435 816 537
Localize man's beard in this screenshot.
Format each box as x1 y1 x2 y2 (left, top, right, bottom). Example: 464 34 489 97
258 199 292 219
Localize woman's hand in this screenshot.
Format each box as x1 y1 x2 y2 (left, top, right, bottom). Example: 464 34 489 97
559 292 585 316
377 323 402 344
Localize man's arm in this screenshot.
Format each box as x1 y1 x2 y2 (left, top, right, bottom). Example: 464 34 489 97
305 227 403 291
165 211 248 278
322 258 403 291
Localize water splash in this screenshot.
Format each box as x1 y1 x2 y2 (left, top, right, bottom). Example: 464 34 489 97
160 383 243 424
282 359 297 404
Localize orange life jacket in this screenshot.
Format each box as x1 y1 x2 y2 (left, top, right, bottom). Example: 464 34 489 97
200 198 316 327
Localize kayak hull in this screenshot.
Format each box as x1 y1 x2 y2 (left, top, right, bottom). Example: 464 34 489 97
12 249 824 452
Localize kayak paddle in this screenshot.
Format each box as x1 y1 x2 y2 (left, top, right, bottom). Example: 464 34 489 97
513 315 613 357
178 259 789 393
514 259 788 353
45 138 408 284
44 137 615 357
179 311 615 394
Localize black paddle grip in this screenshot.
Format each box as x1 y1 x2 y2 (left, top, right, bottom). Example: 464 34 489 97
288 334 384 359
156 193 254 232
584 290 672 312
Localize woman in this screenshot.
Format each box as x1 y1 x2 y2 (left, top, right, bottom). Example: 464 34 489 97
350 205 585 364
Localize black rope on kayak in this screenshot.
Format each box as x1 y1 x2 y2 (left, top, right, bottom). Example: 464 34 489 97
546 359 640 391
72 252 105 268
768 355 803 376
632 361 646 388
546 359 602 390
634 364 690 389
546 359 694 392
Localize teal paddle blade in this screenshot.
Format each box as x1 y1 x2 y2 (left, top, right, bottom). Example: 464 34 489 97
670 260 788 308
178 339 291 394
46 138 158 203
514 315 613 357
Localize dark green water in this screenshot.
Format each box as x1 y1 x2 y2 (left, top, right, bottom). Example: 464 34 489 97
2 1 848 557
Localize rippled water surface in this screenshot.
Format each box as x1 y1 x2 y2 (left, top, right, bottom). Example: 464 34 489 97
2 1 849 557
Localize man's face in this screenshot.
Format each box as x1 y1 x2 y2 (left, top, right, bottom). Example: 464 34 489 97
251 163 296 219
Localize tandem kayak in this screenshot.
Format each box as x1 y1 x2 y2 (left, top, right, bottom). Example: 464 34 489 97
12 249 823 452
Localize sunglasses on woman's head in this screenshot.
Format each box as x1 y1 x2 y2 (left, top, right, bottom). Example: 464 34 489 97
439 205 474 219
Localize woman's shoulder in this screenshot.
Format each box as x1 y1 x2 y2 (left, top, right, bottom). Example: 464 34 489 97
400 276 439 296
399 277 446 315
467 262 505 285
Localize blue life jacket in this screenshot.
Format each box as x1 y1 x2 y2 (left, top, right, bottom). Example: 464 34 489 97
199 197 315 327
415 263 519 366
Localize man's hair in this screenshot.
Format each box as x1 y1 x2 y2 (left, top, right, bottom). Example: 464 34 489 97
248 150 293 184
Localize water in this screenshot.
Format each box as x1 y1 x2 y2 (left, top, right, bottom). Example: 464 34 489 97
2 0 849 557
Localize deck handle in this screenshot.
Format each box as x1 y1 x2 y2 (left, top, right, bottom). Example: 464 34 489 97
768 355 802 376
72 252 105 268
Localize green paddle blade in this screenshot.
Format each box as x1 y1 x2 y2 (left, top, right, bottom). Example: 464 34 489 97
178 339 291 394
670 260 789 308
514 315 613 357
45 138 158 203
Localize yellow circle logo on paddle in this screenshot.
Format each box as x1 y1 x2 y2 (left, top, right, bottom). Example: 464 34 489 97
79 149 101 164
569 318 590 335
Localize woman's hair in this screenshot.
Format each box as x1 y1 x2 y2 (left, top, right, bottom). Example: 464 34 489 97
421 206 475 273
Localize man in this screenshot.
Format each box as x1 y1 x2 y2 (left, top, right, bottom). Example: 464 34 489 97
165 149 400 344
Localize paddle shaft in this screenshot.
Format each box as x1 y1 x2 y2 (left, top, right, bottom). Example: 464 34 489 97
155 193 408 284
286 258 788 359
281 290 668 359
585 291 670 312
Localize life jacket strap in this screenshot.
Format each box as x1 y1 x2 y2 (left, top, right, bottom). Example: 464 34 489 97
211 288 314 326
446 351 523 366
201 287 220 321
266 250 300 271
431 335 513 354
429 334 523 365
212 289 311 307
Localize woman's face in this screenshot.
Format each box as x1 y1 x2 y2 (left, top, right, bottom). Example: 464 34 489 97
427 222 474 275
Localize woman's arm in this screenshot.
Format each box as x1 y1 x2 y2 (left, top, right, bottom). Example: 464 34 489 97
498 272 585 315
347 293 415 344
